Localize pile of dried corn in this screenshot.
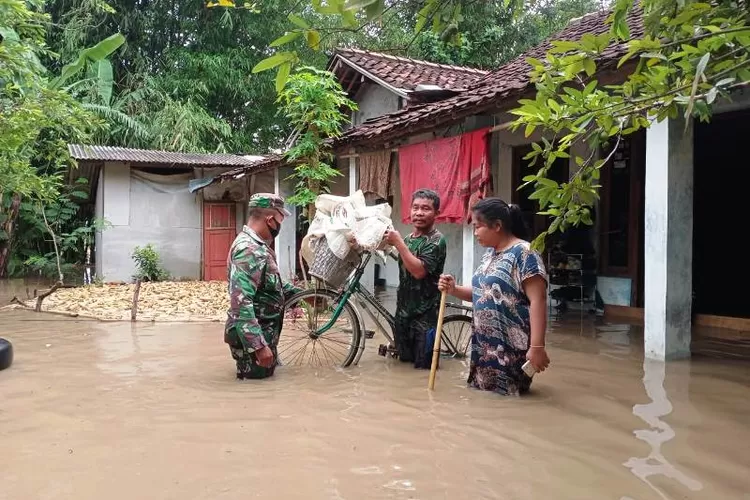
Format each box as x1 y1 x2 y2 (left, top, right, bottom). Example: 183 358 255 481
16 281 229 322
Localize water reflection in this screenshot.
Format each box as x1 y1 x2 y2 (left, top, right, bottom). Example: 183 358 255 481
94 322 193 380
622 358 703 499
597 324 634 360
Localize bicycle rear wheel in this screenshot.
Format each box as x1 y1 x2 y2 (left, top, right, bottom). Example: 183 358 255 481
280 289 361 368
440 315 473 358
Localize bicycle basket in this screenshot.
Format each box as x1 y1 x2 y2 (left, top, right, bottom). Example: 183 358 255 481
309 236 361 288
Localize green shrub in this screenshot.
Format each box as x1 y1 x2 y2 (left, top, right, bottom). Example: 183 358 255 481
131 244 170 282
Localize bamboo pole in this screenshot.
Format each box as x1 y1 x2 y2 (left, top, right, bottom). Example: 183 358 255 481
428 290 448 390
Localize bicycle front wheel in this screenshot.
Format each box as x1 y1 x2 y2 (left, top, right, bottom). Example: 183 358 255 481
280 289 362 368
440 315 473 358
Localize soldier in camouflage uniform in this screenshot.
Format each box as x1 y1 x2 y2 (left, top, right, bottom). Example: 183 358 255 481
385 189 447 369
225 193 302 380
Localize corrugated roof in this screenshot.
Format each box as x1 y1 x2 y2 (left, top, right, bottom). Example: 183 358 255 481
331 48 488 94
333 7 644 149
207 153 289 185
68 144 268 168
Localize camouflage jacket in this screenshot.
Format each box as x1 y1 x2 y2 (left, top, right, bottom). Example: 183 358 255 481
396 228 447 318
224 226 301 351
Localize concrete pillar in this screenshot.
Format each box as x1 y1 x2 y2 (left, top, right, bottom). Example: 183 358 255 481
644 118 694 360
275 167 297 281
461 224 475 301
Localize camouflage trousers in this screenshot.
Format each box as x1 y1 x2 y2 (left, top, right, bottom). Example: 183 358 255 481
394 309 438 370
228 343 278 380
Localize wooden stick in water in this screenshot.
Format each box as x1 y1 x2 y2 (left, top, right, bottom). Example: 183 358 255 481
131 279 142 322
428 290 448 390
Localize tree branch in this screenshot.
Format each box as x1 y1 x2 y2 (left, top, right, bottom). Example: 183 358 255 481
39 203 64 285
660 26 750 49
35 283 61 312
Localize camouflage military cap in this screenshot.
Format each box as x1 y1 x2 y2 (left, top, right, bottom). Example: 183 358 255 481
247 193 291 216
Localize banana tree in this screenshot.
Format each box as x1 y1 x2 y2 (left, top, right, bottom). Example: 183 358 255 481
0 0 125 277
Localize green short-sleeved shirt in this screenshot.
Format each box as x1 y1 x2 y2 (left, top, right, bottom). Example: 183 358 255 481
396 228 447 318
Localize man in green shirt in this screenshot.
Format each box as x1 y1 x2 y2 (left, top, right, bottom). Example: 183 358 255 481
385 189 447 369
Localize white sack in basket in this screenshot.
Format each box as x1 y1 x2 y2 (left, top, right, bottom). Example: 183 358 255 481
315 194 346 216
303 190 394 263
315 190 366 216
324 201 358 259
353 215 391 252
354 202 392 220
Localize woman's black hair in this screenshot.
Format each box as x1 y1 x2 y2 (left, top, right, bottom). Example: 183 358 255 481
471 197 529 241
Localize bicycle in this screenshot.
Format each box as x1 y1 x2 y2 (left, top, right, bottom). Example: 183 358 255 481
277 250 473 368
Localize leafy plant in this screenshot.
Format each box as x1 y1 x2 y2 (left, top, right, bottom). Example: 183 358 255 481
131 243 170 282
276 66 357 218
0 0 124 277
508 0 750 251
10 178 110 280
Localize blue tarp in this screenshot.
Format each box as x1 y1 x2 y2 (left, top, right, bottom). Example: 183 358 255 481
188 176 216 193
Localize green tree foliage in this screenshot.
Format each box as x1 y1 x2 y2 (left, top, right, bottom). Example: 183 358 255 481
44 0 316 153
509 0 750 250
412 0 602 68
0 0 122 278
277 67 357 217
222 0 601 87
10 179 109 279
42 0 600 158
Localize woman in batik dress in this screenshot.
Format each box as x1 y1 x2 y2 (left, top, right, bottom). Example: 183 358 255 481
438 198 550 396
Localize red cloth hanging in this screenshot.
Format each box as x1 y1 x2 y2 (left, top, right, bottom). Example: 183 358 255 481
398 127 491 224
462 127 492 222
398 134 465 224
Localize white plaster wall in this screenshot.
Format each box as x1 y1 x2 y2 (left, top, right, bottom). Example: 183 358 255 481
328 158 350 197
353 83 400 126
253 170 275 194
94 169 104 279
275 166 298 281
96 165 202 282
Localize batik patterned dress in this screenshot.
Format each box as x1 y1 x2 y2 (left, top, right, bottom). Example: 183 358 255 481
469 241 547 396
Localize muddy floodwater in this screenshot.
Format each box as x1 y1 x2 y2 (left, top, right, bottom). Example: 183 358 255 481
1 308 749 500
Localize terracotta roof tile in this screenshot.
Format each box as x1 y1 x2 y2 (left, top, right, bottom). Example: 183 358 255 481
332 47 489 92
334 7 644 149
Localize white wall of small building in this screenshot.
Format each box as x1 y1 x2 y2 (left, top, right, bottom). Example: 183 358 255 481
95 162 202 282
351 83 401 126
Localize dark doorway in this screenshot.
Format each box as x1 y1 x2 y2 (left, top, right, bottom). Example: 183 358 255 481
512 144 569 240
693 109 750 318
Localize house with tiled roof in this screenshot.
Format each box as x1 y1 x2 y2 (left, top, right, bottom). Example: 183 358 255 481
331 47 487 94
204 5 750 358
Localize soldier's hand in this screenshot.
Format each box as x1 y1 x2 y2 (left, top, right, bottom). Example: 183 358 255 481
255 346 275 368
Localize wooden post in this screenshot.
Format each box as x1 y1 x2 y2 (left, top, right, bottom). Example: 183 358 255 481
131 279 142 322
428 291 448 390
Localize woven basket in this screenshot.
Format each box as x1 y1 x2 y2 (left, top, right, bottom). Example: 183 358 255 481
309 237 360 288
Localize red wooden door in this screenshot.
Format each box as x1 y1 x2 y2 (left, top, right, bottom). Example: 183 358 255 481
203 203 236 281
